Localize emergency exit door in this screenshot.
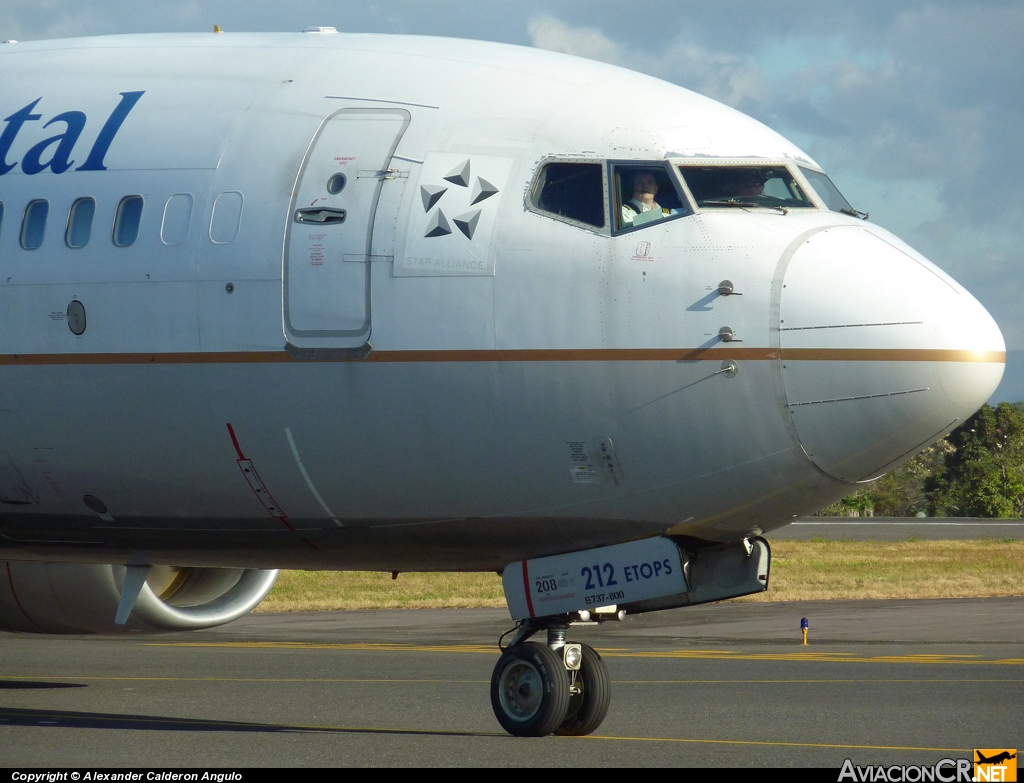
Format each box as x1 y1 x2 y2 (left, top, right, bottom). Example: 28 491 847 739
284 108 410 349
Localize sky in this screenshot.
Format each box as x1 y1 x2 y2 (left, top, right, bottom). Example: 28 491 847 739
3 1 1022 399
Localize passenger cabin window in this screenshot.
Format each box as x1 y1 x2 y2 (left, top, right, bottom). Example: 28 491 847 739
679 166 813 210
21 200 49 250
613 163 689 233
113 195 144 247
161 193 194 246
66 197 96 248
531 162 605 228
210 191 243 244
799 167 856 214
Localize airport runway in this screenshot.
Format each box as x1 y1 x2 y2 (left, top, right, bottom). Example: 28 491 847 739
773 517 1024 540
2 599 1022 767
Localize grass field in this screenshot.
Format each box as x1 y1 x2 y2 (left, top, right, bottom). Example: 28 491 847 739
255 539 1024 612
735 538 1023 602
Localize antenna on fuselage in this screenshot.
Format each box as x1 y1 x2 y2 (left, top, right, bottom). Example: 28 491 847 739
213 25 223 33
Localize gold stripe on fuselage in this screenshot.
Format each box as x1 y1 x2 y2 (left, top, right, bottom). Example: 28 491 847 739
0 348 1006 366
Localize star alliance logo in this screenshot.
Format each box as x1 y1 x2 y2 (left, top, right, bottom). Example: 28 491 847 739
399 152 510 277
419 158 499 240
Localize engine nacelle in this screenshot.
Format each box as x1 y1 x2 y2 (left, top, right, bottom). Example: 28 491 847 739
0 561 278 633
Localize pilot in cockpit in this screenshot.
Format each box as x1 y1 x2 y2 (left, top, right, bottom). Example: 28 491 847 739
683 167 774 205
730 171 767 199
620 170 671 227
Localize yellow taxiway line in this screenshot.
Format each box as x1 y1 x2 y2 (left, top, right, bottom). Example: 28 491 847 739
2 675 1021 685
146 641 1024 665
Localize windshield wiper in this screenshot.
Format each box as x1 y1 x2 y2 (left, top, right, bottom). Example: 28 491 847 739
840 207 869 220
701 198 789 215
701 198 761 207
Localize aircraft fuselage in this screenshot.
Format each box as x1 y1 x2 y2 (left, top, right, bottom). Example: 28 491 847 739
0 32 1004 571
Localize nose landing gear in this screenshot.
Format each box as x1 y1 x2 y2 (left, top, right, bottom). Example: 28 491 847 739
490 619 611 737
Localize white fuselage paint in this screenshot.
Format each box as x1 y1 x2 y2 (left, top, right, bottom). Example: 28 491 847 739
0 32 1005 572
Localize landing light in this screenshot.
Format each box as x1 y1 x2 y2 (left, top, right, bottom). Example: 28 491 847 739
563 644 582 671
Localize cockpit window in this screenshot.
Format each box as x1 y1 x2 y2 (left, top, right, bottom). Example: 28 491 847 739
799 167 855 214
613 163 690 233
678 166 813 209
531 162 605 228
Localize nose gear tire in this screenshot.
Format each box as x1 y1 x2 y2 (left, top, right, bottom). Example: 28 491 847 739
555 643 611 736
490 641 571 737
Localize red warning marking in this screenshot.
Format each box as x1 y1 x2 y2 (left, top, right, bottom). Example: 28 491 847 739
226 423 245 460
521 560 535 619
225 423 319 550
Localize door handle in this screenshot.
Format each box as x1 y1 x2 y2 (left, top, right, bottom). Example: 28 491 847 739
294 207 347 224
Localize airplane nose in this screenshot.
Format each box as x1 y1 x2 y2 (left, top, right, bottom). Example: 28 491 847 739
778 226 1005 482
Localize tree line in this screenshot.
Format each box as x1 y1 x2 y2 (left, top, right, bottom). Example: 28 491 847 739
815 402 1024 517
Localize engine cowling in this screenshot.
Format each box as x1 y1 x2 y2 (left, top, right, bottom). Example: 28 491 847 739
0 562 279 633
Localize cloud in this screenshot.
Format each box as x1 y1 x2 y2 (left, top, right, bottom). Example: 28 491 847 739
647 38 768 111
527 13 768 111
526 13 626 66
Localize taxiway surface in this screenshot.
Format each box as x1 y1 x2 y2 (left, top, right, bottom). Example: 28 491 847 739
2 598 1021 767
